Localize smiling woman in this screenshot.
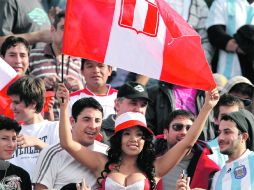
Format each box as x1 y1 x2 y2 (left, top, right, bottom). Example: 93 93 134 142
57 83 219 190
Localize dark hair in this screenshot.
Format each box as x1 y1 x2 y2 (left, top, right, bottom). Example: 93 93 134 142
213 94 244 119
71 97 104 121
53 10 65 29
81 59 112 71
7 76 45 113
164 110 195 130
0 36 30 57
0 115 21 133
97 127 156 189
229 83 254 99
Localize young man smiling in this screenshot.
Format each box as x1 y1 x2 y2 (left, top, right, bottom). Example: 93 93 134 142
211 110 254 189
33 97 108 190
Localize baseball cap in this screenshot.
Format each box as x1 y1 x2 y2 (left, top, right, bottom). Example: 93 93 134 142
117 82 150 101
114 112 154 135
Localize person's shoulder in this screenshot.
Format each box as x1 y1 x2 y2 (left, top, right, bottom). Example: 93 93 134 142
70 88 87 97
92 140 109 154
9 163 30 177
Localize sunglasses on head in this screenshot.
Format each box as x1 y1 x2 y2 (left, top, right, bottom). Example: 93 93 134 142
171 123 191 131
239 98 252 107
233 96 252 106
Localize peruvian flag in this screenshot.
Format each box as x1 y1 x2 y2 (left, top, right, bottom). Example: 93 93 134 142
63 0 216 90
0 57 19 118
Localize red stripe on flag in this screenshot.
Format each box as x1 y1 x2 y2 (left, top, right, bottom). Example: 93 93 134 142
119 0 136 27
63 0 116 63
156 0 216 90
143 1 159 36
160 30 215 90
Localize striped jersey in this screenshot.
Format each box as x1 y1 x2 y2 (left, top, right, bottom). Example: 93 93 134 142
211 149 254 190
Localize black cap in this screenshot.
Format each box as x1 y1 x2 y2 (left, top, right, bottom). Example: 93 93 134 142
222 109 254 151
117 82 150 101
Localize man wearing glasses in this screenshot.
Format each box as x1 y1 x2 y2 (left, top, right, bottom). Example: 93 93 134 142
155 110 220 190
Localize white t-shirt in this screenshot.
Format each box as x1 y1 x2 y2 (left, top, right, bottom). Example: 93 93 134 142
10 120 59 178
32 141 108 190
69 85 118 119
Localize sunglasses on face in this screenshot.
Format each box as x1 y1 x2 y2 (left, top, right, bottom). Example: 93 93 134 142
171 123 192 131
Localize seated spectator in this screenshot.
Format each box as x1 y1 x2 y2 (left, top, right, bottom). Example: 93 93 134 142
7 76 59 178
69 59 117 119
33 97 108 190
146 81 214 140
29 10 84 120
0 0 51 48
0 36 30 118
101 82 149 144
0 115 31 190
155 110 219 190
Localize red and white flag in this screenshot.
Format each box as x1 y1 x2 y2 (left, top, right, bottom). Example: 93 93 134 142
0 57 18 92
63 0 216 90
0 57 19 118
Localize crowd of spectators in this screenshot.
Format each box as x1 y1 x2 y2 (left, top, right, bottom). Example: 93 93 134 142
0 0 253 190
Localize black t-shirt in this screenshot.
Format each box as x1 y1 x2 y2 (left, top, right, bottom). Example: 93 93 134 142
0 163 31 190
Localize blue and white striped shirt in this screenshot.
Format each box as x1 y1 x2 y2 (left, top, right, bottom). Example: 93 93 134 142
211 149 254 190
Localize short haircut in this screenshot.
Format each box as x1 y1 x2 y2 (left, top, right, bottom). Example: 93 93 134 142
229 83 253 98
7 76 46 113
0 115 21 133
71 97 104 121
81 59 112 71
0 36 30 57
164 109 195 130
53 10 65 29
213 94 244 119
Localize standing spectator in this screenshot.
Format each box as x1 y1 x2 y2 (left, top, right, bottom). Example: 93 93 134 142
206 0 254 80
29 11 84 120
0 0 51 48
0 36 30 118
101 82 149 144
146 82 214 141
207 94 244 168
176 109 254 190
33 98 108 190
69 59 117 119
7 76 59 178
0 115 32 190
57 82 219 189
164 0 213 63
156 110 219 190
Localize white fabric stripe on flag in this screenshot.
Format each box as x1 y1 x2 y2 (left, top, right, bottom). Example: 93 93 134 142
104 0 166 79
132 0 148 31
0 57 17 91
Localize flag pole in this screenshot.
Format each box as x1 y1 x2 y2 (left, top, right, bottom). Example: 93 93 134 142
61 54 64 103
